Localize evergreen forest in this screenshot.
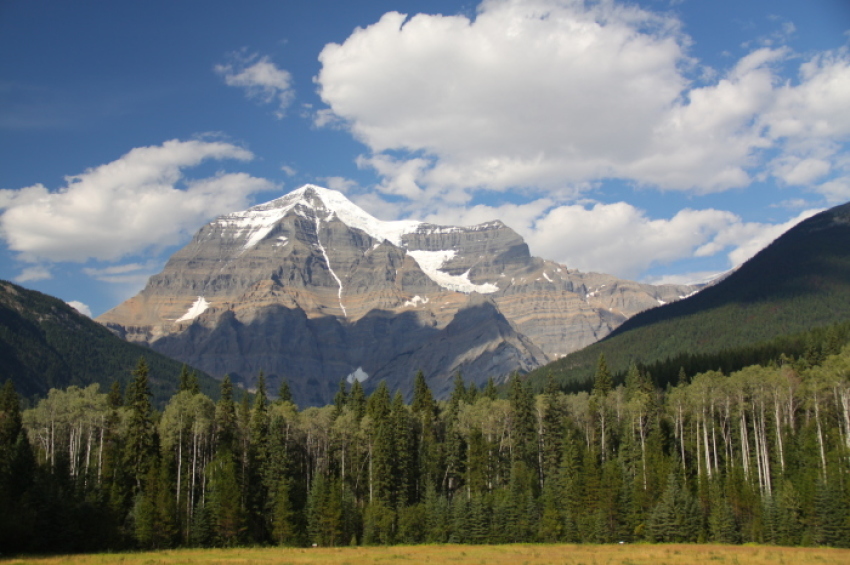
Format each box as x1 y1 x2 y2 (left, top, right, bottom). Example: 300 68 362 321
2 333 850 553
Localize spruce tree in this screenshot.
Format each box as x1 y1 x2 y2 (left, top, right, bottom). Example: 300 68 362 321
648 472 701 542
278 379 293 404
216 375 237 455
271 476 298 546
333 379 348 417
508 374 537 476
247 371 270 543
124 357 156 492
411 371 438 499
367 382 393 504
392 391 413 506
178 364 192 392
593 354 613 397
0 381 36 552
208 450 245 546
814 478 850 547
483 376 498 400
349 380 366 421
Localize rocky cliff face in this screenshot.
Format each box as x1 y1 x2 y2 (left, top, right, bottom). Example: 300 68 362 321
98 185 697 405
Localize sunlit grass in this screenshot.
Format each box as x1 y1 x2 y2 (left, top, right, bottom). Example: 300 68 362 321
3 544 850 565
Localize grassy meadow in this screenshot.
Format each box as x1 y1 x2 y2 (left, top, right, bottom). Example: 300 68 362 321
3 544 850 565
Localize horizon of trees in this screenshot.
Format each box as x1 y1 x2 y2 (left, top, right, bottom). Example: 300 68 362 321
2 340 850 553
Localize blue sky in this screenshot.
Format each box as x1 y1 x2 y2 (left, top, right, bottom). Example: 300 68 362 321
1 0 849 317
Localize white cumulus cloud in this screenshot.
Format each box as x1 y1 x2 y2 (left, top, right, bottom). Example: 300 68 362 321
419 198 821 280
216 51 295 118
66 300 92 318
0 139 276 263
316 0 850 202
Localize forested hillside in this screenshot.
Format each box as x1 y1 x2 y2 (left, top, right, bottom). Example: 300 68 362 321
0 280 218 405
2 337 849 552
528 202 850 391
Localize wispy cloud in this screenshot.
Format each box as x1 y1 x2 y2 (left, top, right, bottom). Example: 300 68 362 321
14 265 51 282
215 51 295 118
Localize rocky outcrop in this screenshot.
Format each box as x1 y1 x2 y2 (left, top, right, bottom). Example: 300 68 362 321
98 185 697 405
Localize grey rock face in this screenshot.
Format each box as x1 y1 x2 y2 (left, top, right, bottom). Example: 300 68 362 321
98 185 697 405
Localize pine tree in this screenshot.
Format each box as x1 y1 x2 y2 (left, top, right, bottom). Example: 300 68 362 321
247 371 270 543
0 381 36 552
593 354 613 396
392 391 413 506
208 450 245 546
349 380 366 421
367 382 393 504
708 481 740 544
278 379 293 404
541 374 564 485
411 371 438 500
124 357 156 492
135 455 179 549
411 371 435 417
307 474 345 546
648 472 701 543
775 481 803 546
814 478 850 547
178 364 192 392
333 379 348 417
216 375 237 455
483 377 498 400
508 374 537 477
271 476 298 546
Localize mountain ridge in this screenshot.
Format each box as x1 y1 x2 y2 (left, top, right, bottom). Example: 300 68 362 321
0 279 218 405
527 200 850 390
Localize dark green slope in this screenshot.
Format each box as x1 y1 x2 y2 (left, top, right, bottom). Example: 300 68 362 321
0 280 218 405
528 201 850 390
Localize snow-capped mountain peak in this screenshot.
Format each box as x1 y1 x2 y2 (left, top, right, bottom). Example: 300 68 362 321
217 184 422 249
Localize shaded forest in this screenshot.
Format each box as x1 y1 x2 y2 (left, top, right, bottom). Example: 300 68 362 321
2 336 850 553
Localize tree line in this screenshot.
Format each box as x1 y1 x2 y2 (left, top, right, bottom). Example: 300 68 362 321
2 345 850 553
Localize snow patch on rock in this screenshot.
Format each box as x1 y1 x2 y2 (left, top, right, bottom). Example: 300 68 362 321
404 295 430 307
407 250 498 294
177 296 210 323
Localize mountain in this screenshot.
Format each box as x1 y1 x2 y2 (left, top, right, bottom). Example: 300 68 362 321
0 280 218 405
528 201 850 389
98 185 696 405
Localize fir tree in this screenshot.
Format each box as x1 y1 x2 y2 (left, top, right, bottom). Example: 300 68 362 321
278 379 293 404
307 474 344 546
508 374 537 476
271 476 298 546
367 382 393 504
648 472 701 543
0 381 36 552
216 375 237 455
349 380 366 421
593 354 613 397
124 357 156 492
483 376 499 400
814 478 850 547
247 371 270 543
333 379 348 417
178 364 192 392
208 450 245 546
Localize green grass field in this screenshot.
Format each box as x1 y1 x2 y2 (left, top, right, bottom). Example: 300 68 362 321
3 544 850 565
